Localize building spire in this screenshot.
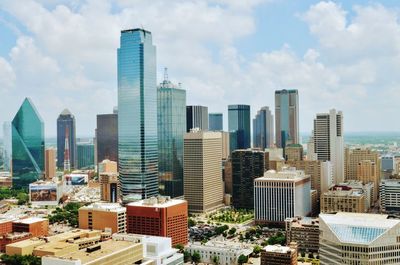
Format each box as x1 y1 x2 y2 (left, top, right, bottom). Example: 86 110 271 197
164 67 168 81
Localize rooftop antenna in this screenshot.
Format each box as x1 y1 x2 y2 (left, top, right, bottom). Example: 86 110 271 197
164 67 168 81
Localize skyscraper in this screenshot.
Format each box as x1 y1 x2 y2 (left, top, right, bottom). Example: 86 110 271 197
44 148 56 180
157 70 186 198
228 105 250 150
96 113 118 164
253 106 274 149
209 113 223 131
77 142 95 169
186 105 208 132
313 109 344 184
275 89 299 148
12 98 45 189
118 29 158 198
57 109 77 169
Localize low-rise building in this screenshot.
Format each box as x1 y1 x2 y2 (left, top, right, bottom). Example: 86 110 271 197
0 232 31 252
285 217 319 253
79 203 126 233
186 240 252 265
99 172 119 203
260 244 298 265
98 159 118 174
12 217 48 237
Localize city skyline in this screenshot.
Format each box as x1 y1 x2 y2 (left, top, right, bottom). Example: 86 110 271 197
1 1 400 136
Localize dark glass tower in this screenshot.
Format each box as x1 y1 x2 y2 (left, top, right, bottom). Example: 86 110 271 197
96 113 118 163
12 98 45 189
157 73 186 198
253 106 274 149
209 113 223 131
118 29 158 199
57 109 77 169
228 105 250 150
275 89 299 148
186 105 208 132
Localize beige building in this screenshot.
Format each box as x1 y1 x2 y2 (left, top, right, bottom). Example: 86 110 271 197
320 187 366 213
221 131 230 161
261 243 298 265
45 148 56 180
79 203 126 234
357 160 379 201
98 159 118 174
184 130 224 213
345 147 381 181
285 144 303 161
285 217 319 253
99 172 119 203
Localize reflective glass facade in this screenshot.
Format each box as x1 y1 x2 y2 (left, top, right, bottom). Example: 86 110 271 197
77 143 95 169
12 98 44 189
228 105 250 150
253 106 274 149
209 113 223 131
2 121 12 172
157 80 186 198
186 105 208 132
57 109 77 169
96 113 118 163
275 89 299 148
118 29 158 198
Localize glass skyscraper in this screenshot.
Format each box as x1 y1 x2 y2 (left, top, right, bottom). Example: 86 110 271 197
77 142 95 169
275 89 299 148
118 29 158 199
253 106 274 149
209 113 223 131
2 121 12 172
57 109 77 169
228 105 250 150
12 98 45 189
186 105 208 132
96 113 118 164
157 74 186 198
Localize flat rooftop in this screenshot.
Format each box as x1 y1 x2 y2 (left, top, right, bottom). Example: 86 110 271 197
127 198 186 208
263 245 293 254
80 203 126 213
256 169 309 182
13 217 47 224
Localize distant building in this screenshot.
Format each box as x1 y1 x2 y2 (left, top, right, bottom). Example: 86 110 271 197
254 168 311 225
77 142 95 169
2 121 12 172
186 105 208 132
44 148 56 180
57 109 77 169
79 203 126 234
356 160 379 201
12 217 48 237
319 212 400 264
382 155 395 173
231 149 264 210
158 74 186 198
126 197 188 246
12 98 45 189
260 243 298 265
380 179 400 212
320 185 366 213
275 89 299 148
253 106 274 149
184 130 224 213
285 217 319 253
228 104 251 150
209 113 223 131
285 144 303 161
313 109 344 184
96 113 118 164
221 131 230 161
99 172 119 203
98 159 117 174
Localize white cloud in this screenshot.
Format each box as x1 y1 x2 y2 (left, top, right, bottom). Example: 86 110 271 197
0 57 15 91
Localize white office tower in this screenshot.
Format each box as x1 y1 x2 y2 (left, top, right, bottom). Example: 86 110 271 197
306 132 317 161
313 109 344 184
254 168 311 225
321 161 334 193
320 212 400 265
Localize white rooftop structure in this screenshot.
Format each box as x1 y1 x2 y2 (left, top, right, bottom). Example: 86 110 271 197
80 203 126 213
127 196 186 208
258 168 309 182
14 217 47 224
263 245 293 253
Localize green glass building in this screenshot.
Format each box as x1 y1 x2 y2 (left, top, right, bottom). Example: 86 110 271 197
12 98 45 189
117 29 158 198
77 142 95 169
157 73 186 198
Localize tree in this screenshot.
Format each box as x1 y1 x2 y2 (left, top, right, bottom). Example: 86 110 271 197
174 244 184 253
301 252 306 258
228 227 236 235
1 254 41 265
16 192 29 205
253 245 262 256
212 255 219 265
184 251 191 262
238 254 248 265
309 252 314 259
188 218 196 227
192 251 201 264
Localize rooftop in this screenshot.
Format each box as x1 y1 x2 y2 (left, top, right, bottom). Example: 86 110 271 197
256 168 309 182
80 203 126 213
263 245 294 254
13 217 47 224
127 197 186 208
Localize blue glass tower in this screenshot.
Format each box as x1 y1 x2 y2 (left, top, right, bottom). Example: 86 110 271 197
12 98 45 189
157 71 186 198
253 106 274 149
118 29 158 199
275 89 299 148
57 109 77 169
228 105 250 150
209 113 223 131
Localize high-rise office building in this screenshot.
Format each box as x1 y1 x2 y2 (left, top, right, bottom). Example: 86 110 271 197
357 160 379 201
2 122 12 172
117 29 158 198
77 142 94 169
380 179 400 212
186 105 208 132
228 105 250 150
254 168 311 225
345 148 381 179
253 106 274 149
285 144 303 161
209 113 223 131
275 89 299 148
96 113 118 164
12 98 45 189
231 149 264 210
313 109 344 184
56 109 77 169
157 72 186 198
183 130 224 213
44 148 56 180
320 186 366 213
319 212 400 264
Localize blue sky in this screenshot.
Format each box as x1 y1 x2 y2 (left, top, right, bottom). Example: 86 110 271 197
1 0 400 137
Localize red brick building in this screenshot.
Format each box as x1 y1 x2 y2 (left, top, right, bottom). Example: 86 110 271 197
12 217 48 237
126 197 188 246
0 232 32 252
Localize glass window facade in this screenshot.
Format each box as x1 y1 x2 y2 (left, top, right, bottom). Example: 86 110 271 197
228 105 250 150
209 113 223 131
253 106 274 149
77 143 95 169
12 98 45 189
57 109 77 169
157 81 186 198
275 89 299 148
96 113 118 164
118 29 158 198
